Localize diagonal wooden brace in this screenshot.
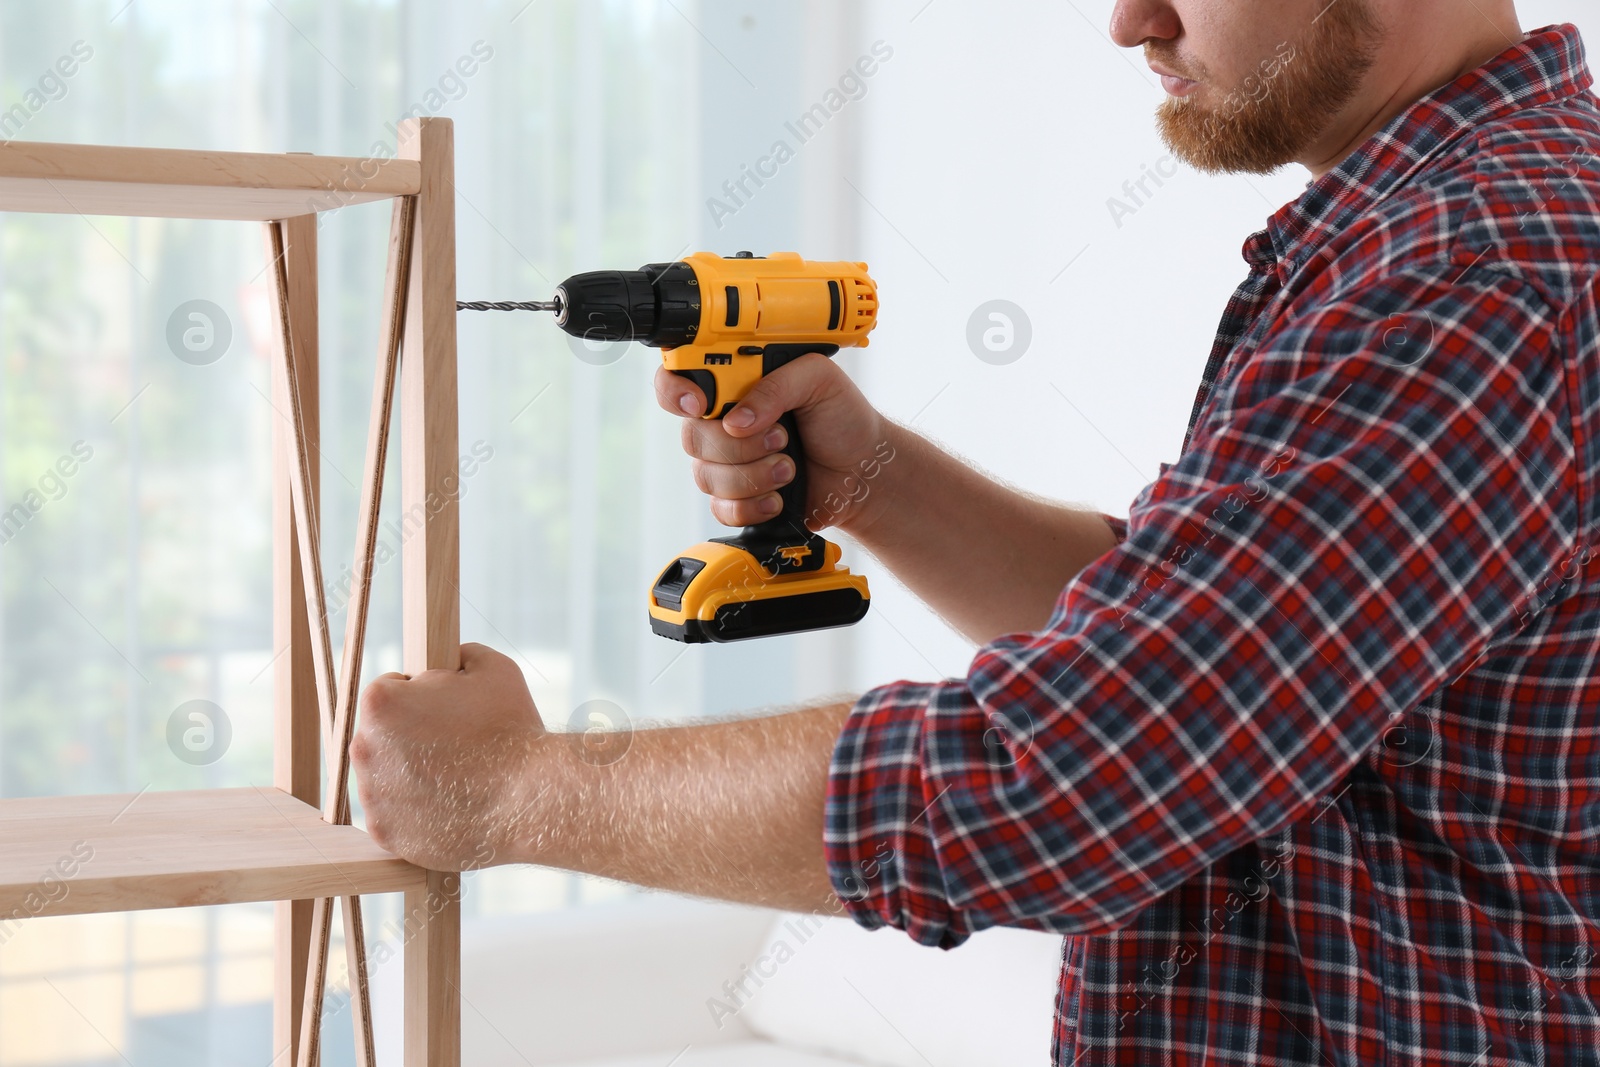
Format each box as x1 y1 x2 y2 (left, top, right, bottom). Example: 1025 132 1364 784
265 206 412 1067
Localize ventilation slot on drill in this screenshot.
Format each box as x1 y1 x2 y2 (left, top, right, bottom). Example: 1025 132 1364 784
848 279 877 334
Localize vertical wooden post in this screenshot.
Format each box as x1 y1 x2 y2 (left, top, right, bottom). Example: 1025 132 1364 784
272 212 321 1067
397 115 462 1067
404 872 462 1066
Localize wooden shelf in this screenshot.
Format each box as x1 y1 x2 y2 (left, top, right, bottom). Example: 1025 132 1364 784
0 139 420 220
0 787 426 916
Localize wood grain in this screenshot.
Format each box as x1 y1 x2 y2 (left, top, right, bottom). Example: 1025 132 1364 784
331 194 414 825
0 788 424 914
399 117 461 675
0 139 419 220
405 871 462 1067
266 218 379 1067
263 220 339 762
297 194 414 1067
343 895 377 1067
272 213 322 1067
399 116 462 1067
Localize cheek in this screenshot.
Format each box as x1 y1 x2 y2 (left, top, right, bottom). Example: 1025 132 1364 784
1189 4 1298 88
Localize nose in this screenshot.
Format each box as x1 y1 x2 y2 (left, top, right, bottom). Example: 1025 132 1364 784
1109 0 1180 48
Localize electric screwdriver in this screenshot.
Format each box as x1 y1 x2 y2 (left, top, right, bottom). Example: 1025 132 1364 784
466 251 879 643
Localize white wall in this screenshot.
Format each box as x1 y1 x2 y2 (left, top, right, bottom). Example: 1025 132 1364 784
831 0 1599 691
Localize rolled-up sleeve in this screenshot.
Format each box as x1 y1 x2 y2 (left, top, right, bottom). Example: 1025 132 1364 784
825 264 1579 948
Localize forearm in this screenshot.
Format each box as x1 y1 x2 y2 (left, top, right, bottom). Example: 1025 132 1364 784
850 422 1120 645
505 700 854 913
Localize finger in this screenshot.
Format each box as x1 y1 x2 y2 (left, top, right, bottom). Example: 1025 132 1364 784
681 417 787 464
691 453 795 501
654 366 708 418
459 641 510 673
360 680 400 729
710 492 784 527
721 352 839 435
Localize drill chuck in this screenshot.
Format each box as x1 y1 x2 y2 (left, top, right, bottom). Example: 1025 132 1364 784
553 262 701 347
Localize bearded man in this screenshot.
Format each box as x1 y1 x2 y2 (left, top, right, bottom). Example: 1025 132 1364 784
354 4 1600 1063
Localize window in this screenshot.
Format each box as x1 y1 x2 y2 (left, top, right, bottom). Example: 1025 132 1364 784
0 1 839 1061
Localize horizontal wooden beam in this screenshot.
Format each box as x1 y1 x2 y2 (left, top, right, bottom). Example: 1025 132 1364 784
0 139 420 220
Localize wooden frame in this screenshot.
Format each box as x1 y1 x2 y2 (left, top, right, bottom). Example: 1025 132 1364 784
0 117 461 1065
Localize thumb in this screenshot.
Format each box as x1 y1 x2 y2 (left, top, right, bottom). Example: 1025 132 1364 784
459 641 513 674
721 353 837 437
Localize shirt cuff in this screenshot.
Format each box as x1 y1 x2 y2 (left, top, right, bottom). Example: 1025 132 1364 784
824 679 977 949
1099 512 1129 545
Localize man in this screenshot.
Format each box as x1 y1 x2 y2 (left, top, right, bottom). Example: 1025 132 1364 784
353 1 1600 1062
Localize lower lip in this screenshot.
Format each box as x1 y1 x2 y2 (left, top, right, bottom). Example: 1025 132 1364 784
1160 74 1199 97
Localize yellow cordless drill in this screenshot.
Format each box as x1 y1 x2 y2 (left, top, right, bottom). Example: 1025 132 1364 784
487 251 880 643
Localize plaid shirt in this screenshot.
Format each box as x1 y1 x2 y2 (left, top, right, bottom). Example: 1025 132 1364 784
826 24 1600 1066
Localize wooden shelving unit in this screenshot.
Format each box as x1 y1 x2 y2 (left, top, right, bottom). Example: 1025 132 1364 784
0 117 463 1066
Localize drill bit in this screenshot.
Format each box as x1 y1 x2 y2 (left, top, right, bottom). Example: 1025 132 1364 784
456 299 561 312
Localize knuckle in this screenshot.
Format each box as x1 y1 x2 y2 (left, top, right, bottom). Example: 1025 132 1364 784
348 727 373 766
472 643 509 672
353 777 373 817
742 459 778 494
767 455 793 487
717 462 752 498
690 460 715 496
361 682 394 723
746 381 778 410
680 420 704 459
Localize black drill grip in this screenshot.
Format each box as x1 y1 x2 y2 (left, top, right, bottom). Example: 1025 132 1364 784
705 343 837 574
758 410 810 541
723 408 825 574
664 376 808 529
745 343 838 545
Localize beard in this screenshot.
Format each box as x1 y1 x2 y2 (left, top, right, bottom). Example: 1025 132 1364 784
1151 0 1385 175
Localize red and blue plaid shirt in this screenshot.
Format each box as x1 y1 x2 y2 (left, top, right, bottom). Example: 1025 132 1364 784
826 24 1600 1065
